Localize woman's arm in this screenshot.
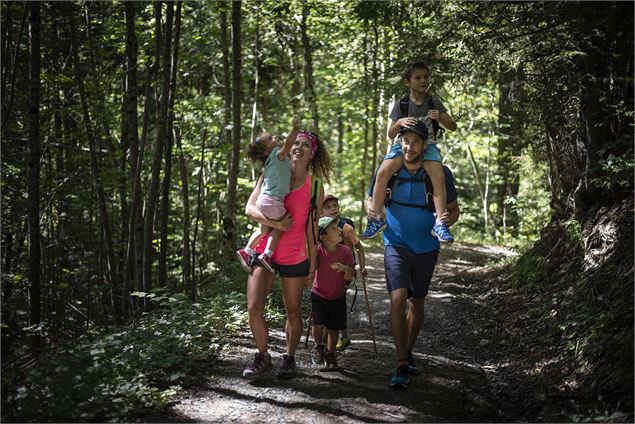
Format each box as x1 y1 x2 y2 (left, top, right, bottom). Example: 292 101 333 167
245 174 292 231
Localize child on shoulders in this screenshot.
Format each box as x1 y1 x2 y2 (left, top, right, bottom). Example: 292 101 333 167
362 61 457 243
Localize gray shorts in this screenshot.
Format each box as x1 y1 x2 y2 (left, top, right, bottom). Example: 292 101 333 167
384 245 439 298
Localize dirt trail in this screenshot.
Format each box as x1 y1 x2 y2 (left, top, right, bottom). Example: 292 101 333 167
151 242 515 423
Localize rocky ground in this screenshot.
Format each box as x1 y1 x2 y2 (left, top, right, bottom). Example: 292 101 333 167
144 242 521 423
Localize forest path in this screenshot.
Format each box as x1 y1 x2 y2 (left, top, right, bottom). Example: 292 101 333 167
151 242 516 423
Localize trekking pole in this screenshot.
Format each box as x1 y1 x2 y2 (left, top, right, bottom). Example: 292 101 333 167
360 271 378 354
304 304 313 348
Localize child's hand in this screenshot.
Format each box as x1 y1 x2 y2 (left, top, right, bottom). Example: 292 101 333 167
367 204 380 219
427 109 440 121
292 116 301 131
398 117 418 128
435 210 450 223
330 262 348 273
360 267 368 279
304 271 314 288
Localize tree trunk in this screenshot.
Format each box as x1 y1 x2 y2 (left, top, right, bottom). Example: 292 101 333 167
143 0 174 299
175 127 191 298
370 22 379 174
159 1 181 291
359 31 370 230
220 5 231 146
301 0 319 132
69 4 120 324
27 1 42 350
1 3 27 131
250 5 260 143
223 0 241 251
191 131 206 301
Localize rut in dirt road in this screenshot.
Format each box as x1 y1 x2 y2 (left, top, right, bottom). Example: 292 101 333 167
153 242 515 423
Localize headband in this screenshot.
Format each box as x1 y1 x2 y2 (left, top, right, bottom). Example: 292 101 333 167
298 131 318 157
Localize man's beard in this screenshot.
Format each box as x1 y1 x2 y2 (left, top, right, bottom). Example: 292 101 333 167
403 152 422 165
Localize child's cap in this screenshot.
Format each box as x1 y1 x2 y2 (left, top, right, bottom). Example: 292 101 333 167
318 215 339 237
323 194 339 206
398 120 428 140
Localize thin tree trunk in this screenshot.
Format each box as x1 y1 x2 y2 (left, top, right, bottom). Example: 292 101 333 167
69 5 120 324
301 0 318 132
175 127 191 298
191 131 206 301
159 1 181 290
370 22 379 174
359 31 370 230
143 1 174 300
467 144 490 231
250 5 259 143
27 1 42 351
1 3 27 131
223 0 241 251
220 5 231 146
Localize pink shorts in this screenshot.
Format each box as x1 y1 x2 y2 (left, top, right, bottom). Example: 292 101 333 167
256 193 286 220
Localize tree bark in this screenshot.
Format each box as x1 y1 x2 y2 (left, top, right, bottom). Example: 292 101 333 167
191 131 206 301
27 1 42 350
143 0 174 299
220 5 232 146
1 3 27 131
359 31 370 230
159 0 181 290
69 4 120 323
223 0 241 251
175 127 191 298
301 0 319 132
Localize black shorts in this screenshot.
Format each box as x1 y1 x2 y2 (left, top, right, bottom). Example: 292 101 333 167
384 245 438 298
311 292 347 331
252 257 310 278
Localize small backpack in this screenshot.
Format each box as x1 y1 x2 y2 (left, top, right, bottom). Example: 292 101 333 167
398 94 445 139
337 217 355 231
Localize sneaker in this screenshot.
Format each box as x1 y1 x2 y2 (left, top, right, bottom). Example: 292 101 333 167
361 216 386 239
242 352 272 378
276 354 296 379
432 221 454 243
312 345 325 365
236 249 252 273
336 336 351 351
407 351 419 376
258 253 275 273
323 352 339 371
389 365 410 389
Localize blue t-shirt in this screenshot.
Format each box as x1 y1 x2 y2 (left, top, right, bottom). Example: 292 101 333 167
382 166 457 254
261 146 291 198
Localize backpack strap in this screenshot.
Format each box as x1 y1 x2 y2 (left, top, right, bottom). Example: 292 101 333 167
306 175 322 245
398 95 409 118
426 94 445 139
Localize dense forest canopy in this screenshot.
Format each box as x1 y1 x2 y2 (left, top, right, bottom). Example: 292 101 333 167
1 0 632 421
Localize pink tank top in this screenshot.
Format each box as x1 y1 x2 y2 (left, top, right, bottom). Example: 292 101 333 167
255 174 312 265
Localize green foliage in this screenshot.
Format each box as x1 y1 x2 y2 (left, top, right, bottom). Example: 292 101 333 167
5 288 249 422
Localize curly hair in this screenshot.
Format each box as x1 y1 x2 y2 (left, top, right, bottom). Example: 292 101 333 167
306 132 332 185
402 61 430 82
246 132 271 166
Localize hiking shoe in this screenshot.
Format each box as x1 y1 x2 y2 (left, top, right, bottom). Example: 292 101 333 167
258 253 275 273
312 345 325 365
242 352 272 378
323 352 339 371
336 336 351 351
236 249 252 273
390 365 410 389
407 351 419 376
361 216 385 239
276 354 296 379
432 221 454 243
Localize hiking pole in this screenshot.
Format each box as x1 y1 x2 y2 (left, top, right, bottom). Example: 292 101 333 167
360 271 378 354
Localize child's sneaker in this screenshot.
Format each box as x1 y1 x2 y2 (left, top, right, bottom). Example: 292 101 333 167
312 345 325 365
242 352 272 378
258 253 275 273
236 249 252 273
389 364 410 389
431 221 454 243
276 354 296 379
361 216 385 239
336 336 351 351
407 351 419 376
323 352 339 371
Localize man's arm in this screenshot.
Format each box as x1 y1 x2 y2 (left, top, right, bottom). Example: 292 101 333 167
445 200 460 226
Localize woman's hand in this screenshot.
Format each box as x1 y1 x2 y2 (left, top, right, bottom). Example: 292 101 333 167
271 214 293 231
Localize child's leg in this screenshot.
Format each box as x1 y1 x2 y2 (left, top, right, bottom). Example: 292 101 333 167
326 329 338 353
263 228 280 257
313 324 325 347
370 157 404 217
423 160 447 220
246 224 271 251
